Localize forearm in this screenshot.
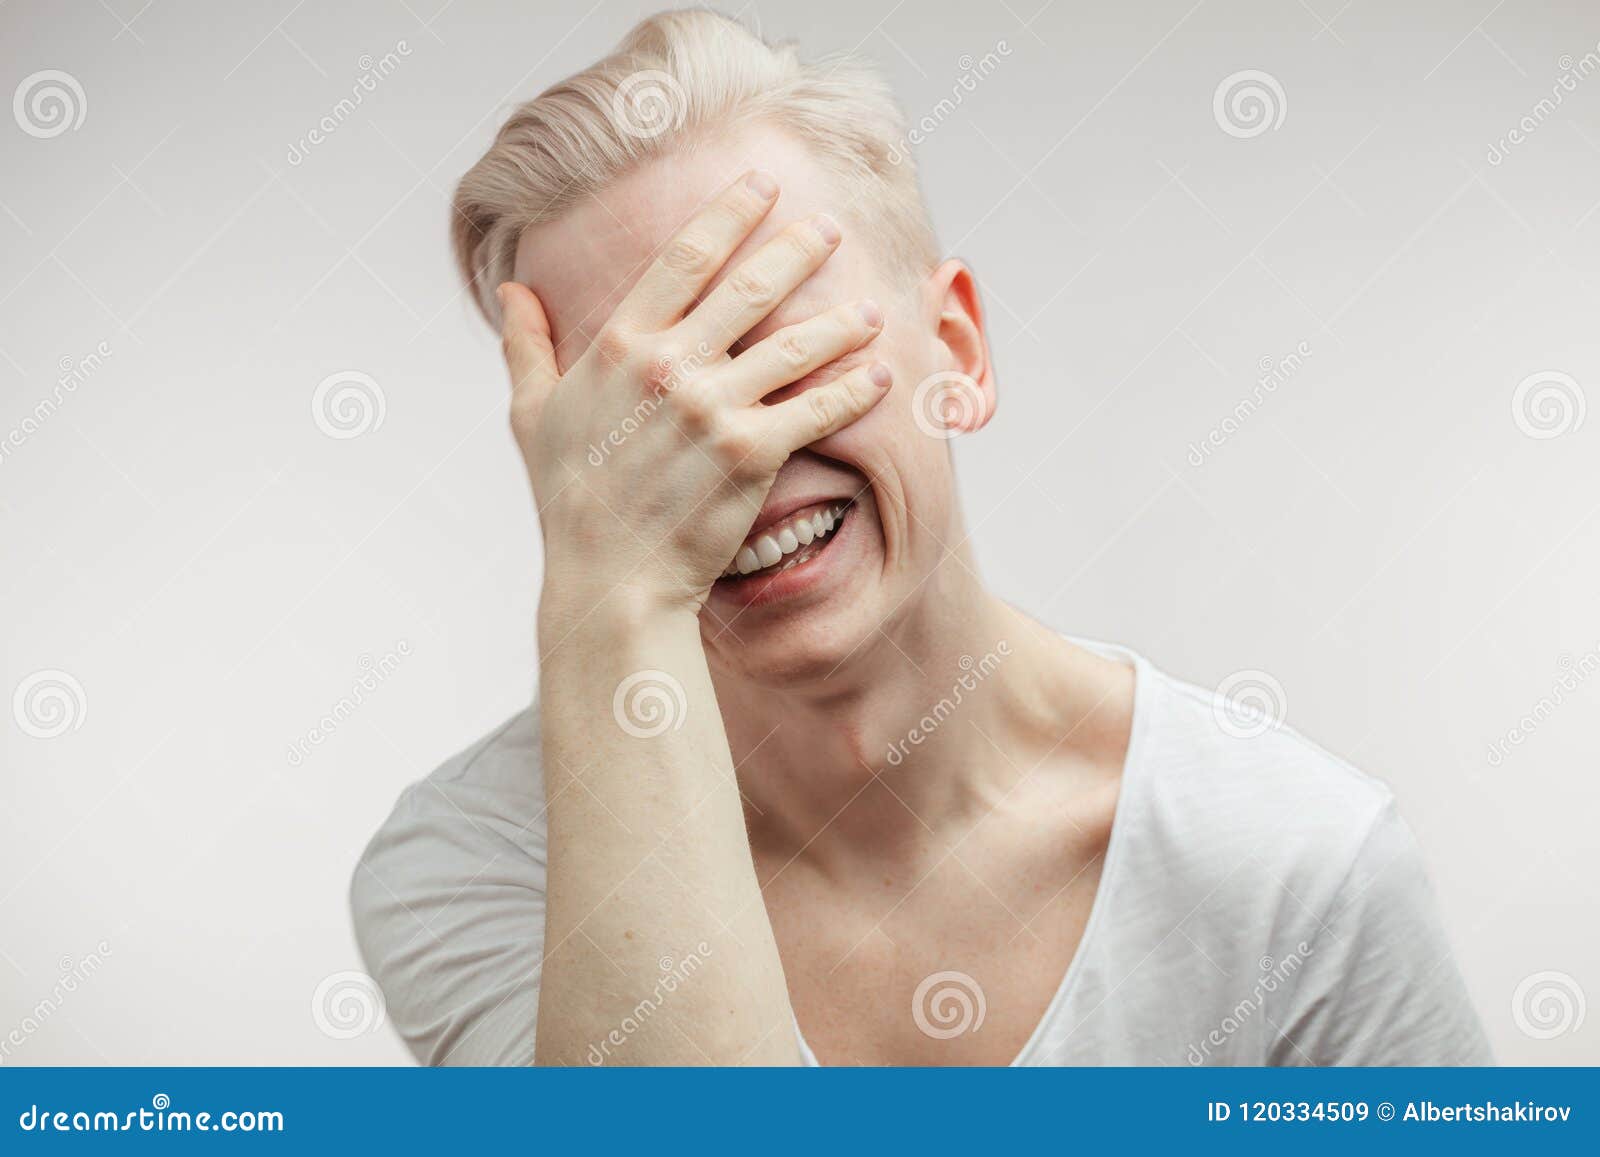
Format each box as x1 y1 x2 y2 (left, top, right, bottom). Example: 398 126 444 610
495 170 882 1065
532 583 798 1066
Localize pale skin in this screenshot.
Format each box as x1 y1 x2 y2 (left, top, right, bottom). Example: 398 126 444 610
508 124 1135 1066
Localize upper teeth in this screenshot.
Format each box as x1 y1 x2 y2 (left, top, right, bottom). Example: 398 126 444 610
724 502 847 577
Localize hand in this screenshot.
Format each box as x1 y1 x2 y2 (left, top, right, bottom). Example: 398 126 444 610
498 170 890 615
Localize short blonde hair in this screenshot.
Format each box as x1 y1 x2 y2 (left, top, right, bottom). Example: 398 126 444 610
450 8 940 326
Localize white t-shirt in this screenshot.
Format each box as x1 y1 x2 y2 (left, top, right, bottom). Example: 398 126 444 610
350 644 1491 1066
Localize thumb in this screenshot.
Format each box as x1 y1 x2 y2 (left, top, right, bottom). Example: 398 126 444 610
497 281 560 398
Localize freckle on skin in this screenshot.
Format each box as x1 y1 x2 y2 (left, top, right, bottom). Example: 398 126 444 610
625 930 634 939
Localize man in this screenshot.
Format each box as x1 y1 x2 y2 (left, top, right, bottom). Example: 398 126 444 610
351 9 1489 1066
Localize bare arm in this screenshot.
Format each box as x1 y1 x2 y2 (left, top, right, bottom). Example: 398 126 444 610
501 171 889 1065
535 601 792 1064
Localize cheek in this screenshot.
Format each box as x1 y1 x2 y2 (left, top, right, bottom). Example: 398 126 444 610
820 382 952 501
819 331 939 462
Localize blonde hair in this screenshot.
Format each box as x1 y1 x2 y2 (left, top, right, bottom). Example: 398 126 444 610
450 8 940 326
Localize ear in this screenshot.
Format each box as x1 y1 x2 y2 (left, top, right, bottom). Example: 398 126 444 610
921 259 997 434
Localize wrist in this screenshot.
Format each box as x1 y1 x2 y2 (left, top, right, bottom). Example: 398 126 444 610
538 573 701 655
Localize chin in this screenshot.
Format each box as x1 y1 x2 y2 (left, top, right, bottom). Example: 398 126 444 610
701 491 884 689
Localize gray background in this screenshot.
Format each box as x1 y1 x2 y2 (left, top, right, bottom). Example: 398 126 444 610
2 0 1596 1064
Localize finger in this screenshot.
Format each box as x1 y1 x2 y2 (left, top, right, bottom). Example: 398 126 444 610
719 299 883 403
498 282 559 398
680 214 840 354
613 170 780 331
762 361 892 450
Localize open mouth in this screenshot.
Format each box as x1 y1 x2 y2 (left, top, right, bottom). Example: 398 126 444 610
719 499 853 583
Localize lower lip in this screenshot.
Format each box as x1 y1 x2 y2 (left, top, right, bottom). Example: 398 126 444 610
709 503 859 609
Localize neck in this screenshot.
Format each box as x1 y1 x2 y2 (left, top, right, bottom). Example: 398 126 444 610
711 555 1132 870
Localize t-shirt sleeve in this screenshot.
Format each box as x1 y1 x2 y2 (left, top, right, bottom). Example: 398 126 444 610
349 776 547 1066
1273 800 1492 1065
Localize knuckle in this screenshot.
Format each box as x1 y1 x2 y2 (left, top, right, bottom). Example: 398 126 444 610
704 198 748 235
508 394 539 439
592 324 633 371
668 383 715 432
660 234 716 277
775 330 810 368
643 342 687 393
782 223 822 262
710 417 756 462
728 268 776 309
807 387 841 430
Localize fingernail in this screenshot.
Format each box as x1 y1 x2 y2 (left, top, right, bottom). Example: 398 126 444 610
746 170 779 199
868 363 892 388
813 213 841 245
857 300 883 328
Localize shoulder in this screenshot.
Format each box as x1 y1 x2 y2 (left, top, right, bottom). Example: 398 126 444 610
1103 654 1404 974
1130 659 1395 887
351 706 548 904
1109 656 1488 1062
348 706 549 1065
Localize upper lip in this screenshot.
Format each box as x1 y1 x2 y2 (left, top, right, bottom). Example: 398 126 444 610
746 492 853 538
